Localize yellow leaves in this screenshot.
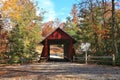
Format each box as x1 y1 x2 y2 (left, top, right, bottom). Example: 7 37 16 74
1 14 6 18
9 12 21 20
6 0 18 3
24 38 30 48
2 0 17 10
1 0 23 20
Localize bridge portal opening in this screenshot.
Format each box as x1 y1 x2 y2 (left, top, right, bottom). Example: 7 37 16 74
49 44 64 59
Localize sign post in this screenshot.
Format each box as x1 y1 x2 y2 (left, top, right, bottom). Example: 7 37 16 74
80 43 91 64
85 51 88 64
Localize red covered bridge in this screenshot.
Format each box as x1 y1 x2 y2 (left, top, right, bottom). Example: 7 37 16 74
40 27 76 61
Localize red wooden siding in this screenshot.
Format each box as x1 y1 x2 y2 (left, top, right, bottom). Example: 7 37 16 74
40 27 76 61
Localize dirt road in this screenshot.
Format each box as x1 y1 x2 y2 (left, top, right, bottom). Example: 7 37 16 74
0 62 120 80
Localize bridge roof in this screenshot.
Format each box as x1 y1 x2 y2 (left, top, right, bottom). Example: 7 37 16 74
41 27 76 44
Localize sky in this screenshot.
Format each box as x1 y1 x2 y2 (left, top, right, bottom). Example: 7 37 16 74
34 0 77 22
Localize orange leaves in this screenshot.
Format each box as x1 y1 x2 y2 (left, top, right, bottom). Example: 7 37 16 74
101 29 110 39
93 25 110 39
0 46 7 52
0 31 8 53
71 4 78 24
25 21 36 32
42 21 55 37
93 25 100 34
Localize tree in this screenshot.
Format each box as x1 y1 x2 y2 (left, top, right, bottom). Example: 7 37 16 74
1 0 23 21
77 0 120 59
42 21 55 37
0 13 9 63
111 0 118 58
71 4 78 25
77 0 113 55
1 0 43 63
42 18 64 37
64 4 81 49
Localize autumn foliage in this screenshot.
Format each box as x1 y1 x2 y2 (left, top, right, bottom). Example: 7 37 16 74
42 21 55 37
1 0 23 20
93 25 110 39
71 4 78 25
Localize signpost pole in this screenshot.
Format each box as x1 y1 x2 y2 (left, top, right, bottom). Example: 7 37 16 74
85 51 88 64
80 42 90 64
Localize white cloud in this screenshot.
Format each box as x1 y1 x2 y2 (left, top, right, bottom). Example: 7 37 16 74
36 0 56 22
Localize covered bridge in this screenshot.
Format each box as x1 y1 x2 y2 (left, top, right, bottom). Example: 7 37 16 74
40 27 76 61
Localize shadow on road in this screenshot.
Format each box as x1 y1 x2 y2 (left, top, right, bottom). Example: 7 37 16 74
0 62 120 80
47 58 70 62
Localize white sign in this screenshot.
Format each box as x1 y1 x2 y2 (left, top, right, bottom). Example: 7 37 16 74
80 42 91 52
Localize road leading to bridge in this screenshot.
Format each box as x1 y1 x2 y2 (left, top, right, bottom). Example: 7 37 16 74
0 62 120 80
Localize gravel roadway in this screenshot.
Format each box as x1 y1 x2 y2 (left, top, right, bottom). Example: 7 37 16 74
0 62 120 80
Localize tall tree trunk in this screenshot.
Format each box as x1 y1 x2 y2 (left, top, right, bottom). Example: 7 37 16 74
0 14 2 54
111 0 118 57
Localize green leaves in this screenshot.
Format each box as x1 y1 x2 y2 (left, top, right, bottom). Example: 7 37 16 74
2 0 43 64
